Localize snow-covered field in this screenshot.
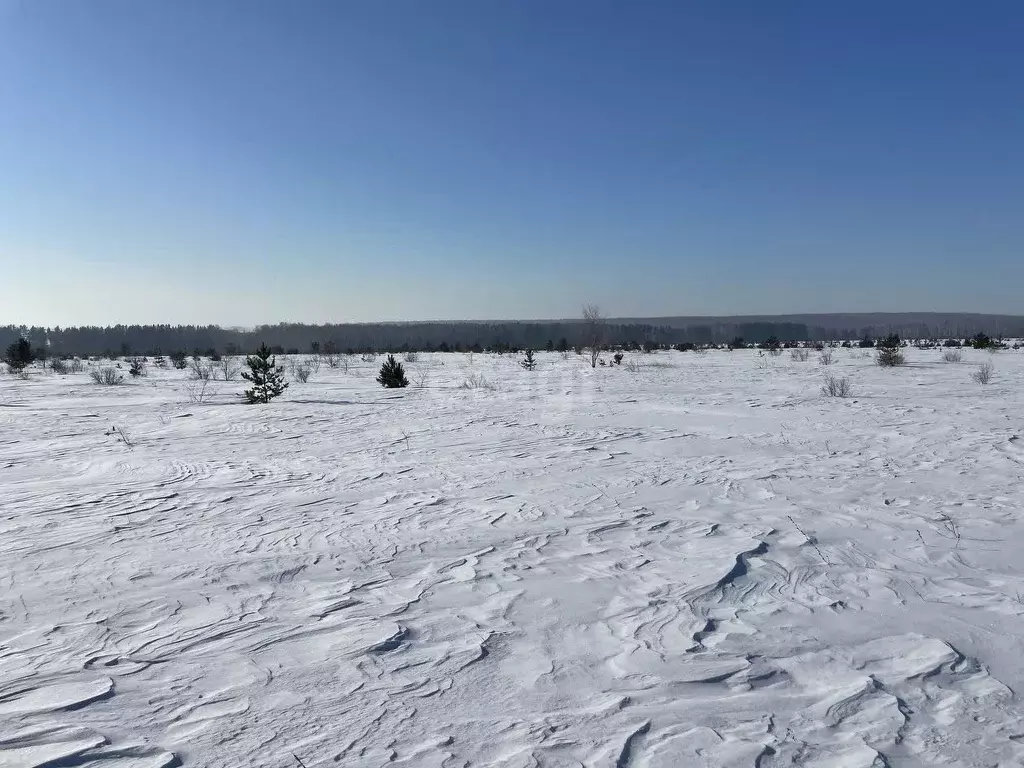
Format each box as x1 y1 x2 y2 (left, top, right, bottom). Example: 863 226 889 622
2 347 1024 767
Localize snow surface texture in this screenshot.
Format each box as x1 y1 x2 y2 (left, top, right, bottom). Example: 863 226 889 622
2 348 1024 767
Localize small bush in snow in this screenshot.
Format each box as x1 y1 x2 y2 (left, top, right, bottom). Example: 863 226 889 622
91 367 124 385
68 358 84 373
821 373 852 398
242 344 289 404
818 349 834 365
790 349 810 362
104 425 133 448
941 349 962 363
292 362 312 383
970 332 992 350
459 373 495 390
169 350 188 369
186 379 213 403
3 338 34 373
215 357 242 381
403 351 419 363
128 357 148 378
189 357 212 381
376 354 409 388
876 334 905 367
520 350 537 370
972 362 994 384
50 358 70 375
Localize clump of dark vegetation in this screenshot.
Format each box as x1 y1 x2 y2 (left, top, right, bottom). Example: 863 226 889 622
169 350 188 369
520 349 537 370
970 332 992 350
3 337 34 374
876 334 905 367
242 343 289 404
376 354 409 388
128 357 148 378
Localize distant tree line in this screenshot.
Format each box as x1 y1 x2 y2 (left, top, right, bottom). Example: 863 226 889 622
0 316 1020 358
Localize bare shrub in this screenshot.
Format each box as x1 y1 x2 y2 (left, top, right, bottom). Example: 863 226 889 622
941 349 962 363
292 362 312 383
185 379 213 403
582 304 605 368
768 347 783 357
693 347 708 357
459 373 495 390
215 357 241 381
821 373 852 398
50 358 70 374
413 369 429 388
306 355 321 374
818 349 834 365
189 357 212 381
104 425 133 448
68 358 84 373
360 352 377 363
624 358 641 373
972 362 994 384
403 351 420 363
90 367 124 385
790 349 810 362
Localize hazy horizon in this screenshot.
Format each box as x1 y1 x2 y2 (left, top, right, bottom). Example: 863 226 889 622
2 1 1022 326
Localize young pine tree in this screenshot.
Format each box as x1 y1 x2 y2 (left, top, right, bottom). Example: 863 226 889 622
242 343 289 403
376 354 409 388
520 349 537 370
876 333 905 367
3 338 35 373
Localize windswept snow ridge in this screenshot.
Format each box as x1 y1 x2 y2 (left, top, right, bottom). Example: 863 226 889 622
1 348 1023 766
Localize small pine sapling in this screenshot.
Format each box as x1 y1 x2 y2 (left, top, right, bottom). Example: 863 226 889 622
376 354 409 388
242 343 289 404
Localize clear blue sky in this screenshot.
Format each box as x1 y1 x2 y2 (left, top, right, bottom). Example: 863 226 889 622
1 0 1021 326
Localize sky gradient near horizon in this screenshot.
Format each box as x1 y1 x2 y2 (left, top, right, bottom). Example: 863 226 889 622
1 0 1022 326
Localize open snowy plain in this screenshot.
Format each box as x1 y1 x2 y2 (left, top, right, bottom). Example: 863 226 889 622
2 347 1024 768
